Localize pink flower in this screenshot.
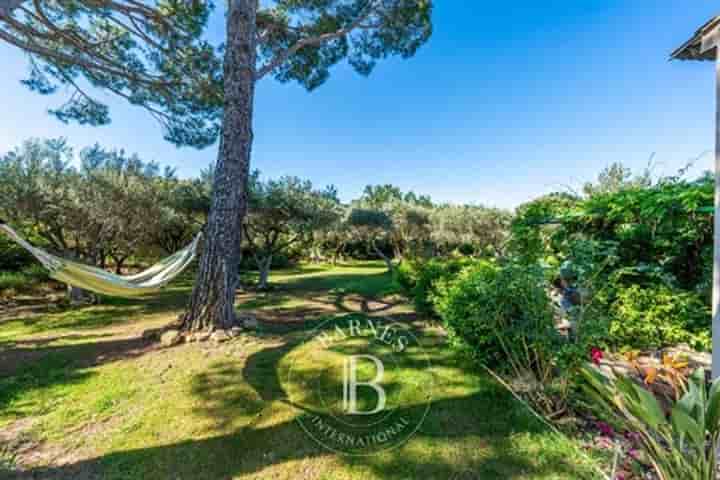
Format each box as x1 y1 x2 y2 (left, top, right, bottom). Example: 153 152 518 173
591 347 604 365
597 421 614 437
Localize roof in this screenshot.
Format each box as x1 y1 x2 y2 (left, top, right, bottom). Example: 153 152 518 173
671 15 720 61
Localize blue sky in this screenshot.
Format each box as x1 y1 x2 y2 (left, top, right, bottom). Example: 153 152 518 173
0 1 718 209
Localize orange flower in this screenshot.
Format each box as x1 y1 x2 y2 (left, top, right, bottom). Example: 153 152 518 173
644 367 658 385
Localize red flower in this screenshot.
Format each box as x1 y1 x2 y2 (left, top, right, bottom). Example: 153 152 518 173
590 347 604 365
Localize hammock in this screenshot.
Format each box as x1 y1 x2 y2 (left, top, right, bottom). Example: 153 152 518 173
0 223 201 297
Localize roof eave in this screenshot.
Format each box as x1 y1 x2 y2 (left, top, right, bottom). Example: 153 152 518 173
671 15 720 61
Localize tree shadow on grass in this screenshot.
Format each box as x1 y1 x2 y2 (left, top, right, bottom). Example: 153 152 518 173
278 271 396 299
12 328 599 480
11 392 594 480
0 335 157 417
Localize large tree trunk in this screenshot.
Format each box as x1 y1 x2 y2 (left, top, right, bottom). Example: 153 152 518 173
180 0 257 332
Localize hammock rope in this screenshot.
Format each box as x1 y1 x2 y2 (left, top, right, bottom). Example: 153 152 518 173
0 222 201 297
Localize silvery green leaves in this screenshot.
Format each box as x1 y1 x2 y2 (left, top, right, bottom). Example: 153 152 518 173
0 0 223 148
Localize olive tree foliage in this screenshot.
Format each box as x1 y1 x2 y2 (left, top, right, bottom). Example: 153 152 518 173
582 162 653 198
0 0 434 330
245 174 341 288
347 207 394 271
310 206 352 264
76 145 173 272
0 138 202 272
152 166 212 254
0 138 80 254
352 184 433 263
430 204 512 257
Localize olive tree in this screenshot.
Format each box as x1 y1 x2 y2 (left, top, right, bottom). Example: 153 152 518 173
0 138 80 256
76 145 169 272
153 169 212 254
430 205 511 257
245 175 339 289
0 0 434 331
347 207 394 272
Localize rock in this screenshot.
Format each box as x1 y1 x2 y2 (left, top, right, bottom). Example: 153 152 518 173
240 314 258 329
142 328 163 341
194 331 211 342
229 326 243 338
211 330 231 344
160 329 182 347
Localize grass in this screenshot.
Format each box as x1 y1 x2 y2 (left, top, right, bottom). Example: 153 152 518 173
0 262 603 479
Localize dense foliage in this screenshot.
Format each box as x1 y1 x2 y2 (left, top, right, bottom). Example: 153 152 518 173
432 261 559 368
508 171 713 352
0 138 514 292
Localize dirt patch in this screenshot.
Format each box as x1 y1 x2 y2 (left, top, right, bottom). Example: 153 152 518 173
1 415 115 480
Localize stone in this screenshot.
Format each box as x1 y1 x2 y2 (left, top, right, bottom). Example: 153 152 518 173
211 330 231 343
240 314 258 329
193 331 211 343
141 327 163 341
160 329 182 347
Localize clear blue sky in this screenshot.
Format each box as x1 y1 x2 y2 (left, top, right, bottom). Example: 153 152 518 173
0 1 718 209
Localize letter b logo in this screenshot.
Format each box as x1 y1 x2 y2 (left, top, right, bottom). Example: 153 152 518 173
342 355 386 415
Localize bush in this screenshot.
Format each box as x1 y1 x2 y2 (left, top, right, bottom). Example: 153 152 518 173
608 285 710 351
394 257 478 315
432 261 562 369
0 234 35 272
0 264 50 292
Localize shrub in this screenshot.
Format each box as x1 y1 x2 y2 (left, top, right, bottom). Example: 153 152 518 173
394 256 478 315
608 285 710 351
432 261 561 369
0 234 35 272
0 264 50 292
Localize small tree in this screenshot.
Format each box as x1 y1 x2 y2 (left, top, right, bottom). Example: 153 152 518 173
76 145 169 272
312 205 352 264
357 184 433 261
0 138 79 255
431 205 511 257
347 207 394 272
245 175 339 289
153 169 212 254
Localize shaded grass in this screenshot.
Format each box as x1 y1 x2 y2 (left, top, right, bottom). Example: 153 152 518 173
0 262 603 479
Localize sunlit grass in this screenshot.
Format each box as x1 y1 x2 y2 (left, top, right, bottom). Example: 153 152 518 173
0 262 603 479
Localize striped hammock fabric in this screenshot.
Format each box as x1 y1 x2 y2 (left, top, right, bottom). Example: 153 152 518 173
0 223 201 297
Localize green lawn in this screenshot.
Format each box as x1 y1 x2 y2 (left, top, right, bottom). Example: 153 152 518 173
0 262 602 479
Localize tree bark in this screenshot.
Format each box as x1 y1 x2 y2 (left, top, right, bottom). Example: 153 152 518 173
180 0 257 332
256 254 272 290
371 240 394 273
67 285 95 304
